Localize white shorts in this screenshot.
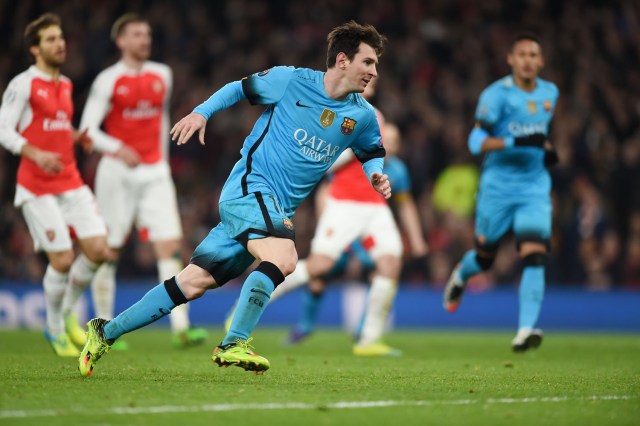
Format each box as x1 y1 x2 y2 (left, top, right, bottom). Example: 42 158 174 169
310 197 402 260
21 185 107 252
94 156 182 248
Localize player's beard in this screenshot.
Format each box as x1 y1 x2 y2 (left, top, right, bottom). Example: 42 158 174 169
42 50 66 68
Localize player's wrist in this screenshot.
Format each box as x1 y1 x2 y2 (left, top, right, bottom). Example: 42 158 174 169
502 135 515 148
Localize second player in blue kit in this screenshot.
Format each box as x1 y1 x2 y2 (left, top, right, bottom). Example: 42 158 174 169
443 32 559 352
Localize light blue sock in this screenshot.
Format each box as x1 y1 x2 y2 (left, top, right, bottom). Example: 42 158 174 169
104 279 186 341
518 266 545 329
222 270 275 345
297 289 324 334
458 250 483 283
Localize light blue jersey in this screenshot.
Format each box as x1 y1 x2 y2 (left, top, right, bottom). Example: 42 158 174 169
190 66 385 284
217 66 384 218
476 75 559 197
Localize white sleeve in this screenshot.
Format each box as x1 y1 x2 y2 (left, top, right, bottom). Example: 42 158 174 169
161 65 172 161
0 76 30 155
80 73 123 154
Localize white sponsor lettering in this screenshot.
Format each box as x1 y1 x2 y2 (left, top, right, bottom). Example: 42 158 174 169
123 100 160 120
507 122 547 137
42 110 71 131
293 128 340 163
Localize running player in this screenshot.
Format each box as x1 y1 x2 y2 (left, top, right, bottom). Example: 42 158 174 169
79 21 389 377
443 32 559 352
80 14 207 348
0 13 110 356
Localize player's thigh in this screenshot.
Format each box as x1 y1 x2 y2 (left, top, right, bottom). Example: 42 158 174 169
94 158 136 248
59 186 108 242
190 223 255 286
474 192 515 245
513 196 552 243
310 199 369 259
137 172 183 243
20 195 73 252
365 205 403 259
219 191 295 245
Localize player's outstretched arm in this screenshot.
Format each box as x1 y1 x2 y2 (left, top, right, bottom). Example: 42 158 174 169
371 172 392 199
171 112 207 146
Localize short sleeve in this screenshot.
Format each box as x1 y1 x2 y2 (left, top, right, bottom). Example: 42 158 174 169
475 86 502 131
241 66 295 105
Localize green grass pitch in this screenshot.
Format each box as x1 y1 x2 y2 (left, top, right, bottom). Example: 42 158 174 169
1 328 638 426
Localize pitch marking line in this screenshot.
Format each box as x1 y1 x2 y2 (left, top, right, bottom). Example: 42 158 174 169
0 395 636 418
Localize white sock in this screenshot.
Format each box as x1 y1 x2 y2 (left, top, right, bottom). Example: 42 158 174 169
358 275 397 346
62 254 100 315
270 259 309 303
91 262 116 319
43 265 69 336
158 257 189 332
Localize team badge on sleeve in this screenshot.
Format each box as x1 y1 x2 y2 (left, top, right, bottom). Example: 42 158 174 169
320 109 335 128
283 218 294 231
340 117 357 135
257 68 272 77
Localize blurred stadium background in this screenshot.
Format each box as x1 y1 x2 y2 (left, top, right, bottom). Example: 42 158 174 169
0 0 639 332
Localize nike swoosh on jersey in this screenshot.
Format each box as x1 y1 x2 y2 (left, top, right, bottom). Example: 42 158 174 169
295 100 312 108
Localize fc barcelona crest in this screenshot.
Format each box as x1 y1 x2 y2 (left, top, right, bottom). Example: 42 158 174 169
543 100 552 111
340 117 357 135
320 109 335 128
527 100 537 114
46 229 56 242
283 218 294 231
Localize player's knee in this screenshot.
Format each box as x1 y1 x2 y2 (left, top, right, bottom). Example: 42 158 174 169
48 250 75 272
521 252 547 267
375 254 401 277
255 261 287 287
475 252 495 271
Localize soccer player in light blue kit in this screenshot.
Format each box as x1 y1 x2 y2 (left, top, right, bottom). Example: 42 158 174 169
79 21 390 377
443 33 559 352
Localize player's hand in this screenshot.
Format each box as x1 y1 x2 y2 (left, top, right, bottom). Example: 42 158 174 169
73 128 93 153
371 172 392 199
170 112 207 146
543 140 559 167
22 144 63 174
115 145 140 167
411 240 429 258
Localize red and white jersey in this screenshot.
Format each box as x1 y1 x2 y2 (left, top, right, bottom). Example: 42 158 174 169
81 61 172 164
328 107 386 204
0 66 83 203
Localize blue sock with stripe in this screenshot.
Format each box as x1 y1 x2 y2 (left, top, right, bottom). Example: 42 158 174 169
222 262 284 345
104 277 187 342
297 289 324 334
518 266 545 329
458 250 482 282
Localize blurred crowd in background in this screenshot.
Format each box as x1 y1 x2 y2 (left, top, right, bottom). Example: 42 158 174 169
1 0 639 289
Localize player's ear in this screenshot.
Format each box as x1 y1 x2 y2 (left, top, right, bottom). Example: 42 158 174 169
29 45 39 59
506 52 514 68
336 52 349 70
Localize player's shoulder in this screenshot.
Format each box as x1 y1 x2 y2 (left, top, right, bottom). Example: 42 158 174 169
483 75 514 95
143 61 172 77
536 77 559 97
290 66 322 82
93 61 126 84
